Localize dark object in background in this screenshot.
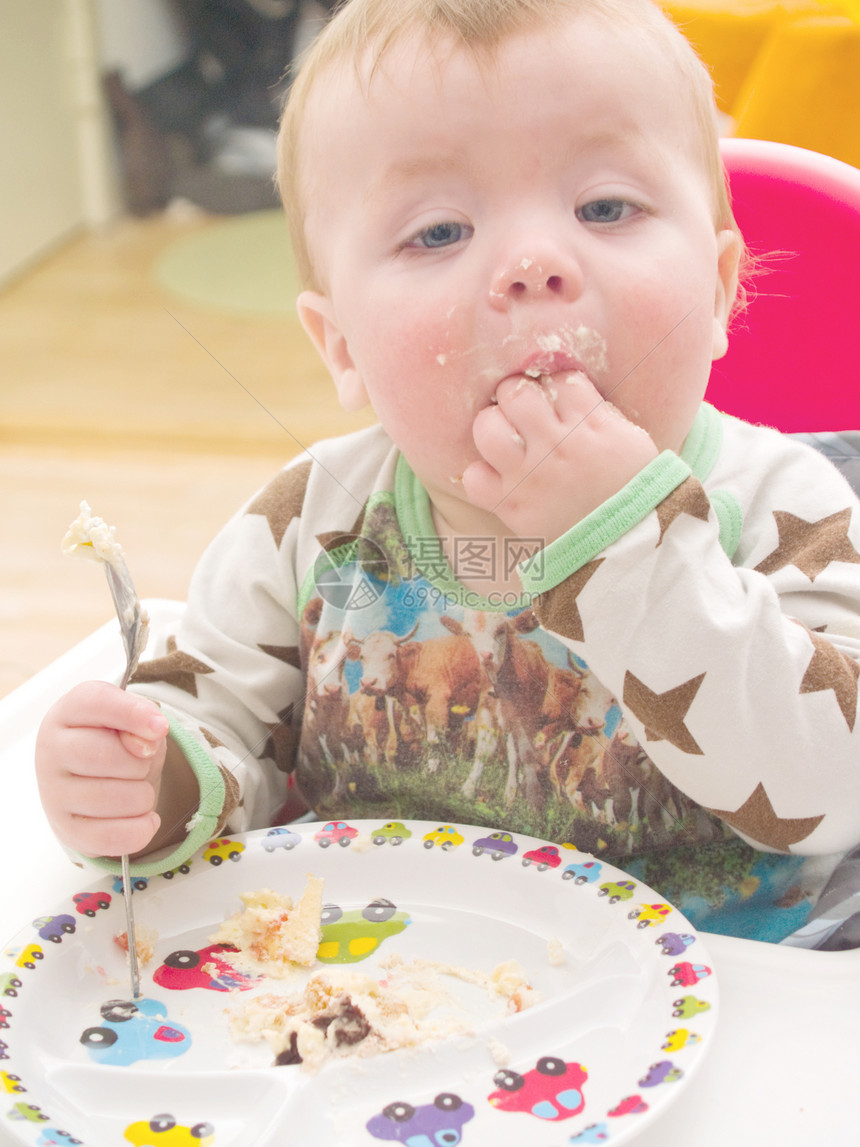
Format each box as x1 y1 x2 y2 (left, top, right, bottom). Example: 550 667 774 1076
104 0 339 216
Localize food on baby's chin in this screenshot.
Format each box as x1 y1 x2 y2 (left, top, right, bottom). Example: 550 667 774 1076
229 953 539 1073
114 925 158 967
211 877 325 975
62 501 126 565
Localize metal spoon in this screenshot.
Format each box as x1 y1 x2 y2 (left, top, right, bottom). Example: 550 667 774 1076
104 556 150 1000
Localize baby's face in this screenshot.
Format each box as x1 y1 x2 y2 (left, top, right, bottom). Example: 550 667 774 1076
297 12 738 511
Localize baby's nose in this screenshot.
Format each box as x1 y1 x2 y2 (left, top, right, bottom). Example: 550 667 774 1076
490 247 582 307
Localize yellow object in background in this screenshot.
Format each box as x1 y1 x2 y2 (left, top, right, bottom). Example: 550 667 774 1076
668 0 795 112
733 16 860 168
665 0 860 168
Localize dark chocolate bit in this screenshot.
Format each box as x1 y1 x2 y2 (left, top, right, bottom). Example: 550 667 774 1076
274 1031 302 1066
312 995 372 1048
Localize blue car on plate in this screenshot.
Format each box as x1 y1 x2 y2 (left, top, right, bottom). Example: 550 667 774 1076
262 827 302 852
79 998 191 1066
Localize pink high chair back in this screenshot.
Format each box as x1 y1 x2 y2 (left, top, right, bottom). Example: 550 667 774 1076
707 138 860 432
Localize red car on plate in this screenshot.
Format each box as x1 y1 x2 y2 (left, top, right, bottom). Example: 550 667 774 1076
153 944 261 992
73 892 111 917
315 821 359 847
489 1056 588 1121
521 845 563 871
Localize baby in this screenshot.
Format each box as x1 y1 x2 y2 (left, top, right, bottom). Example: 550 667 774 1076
36 0 860 944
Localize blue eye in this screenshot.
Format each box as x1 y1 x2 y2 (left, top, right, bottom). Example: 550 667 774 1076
578 199 630 224
412 221 470 248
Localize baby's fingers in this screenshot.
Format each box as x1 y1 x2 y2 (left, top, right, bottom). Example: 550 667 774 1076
51 681 169 741
62 812 162 859
59 726 162 781
472 400 527 473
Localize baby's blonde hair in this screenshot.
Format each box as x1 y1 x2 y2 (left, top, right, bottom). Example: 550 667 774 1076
278 0 741 293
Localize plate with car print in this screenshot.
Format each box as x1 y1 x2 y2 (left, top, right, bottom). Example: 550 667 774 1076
0 821 717 1147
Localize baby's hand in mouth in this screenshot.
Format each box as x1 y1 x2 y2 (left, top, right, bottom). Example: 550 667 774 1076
462 369 658 543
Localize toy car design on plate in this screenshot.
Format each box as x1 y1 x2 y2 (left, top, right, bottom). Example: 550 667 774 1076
123 1113 215 1146
639 1059 684 1087
0 972 22 998
672 995 712 1019
472 831 518 860
8 1102 48 1123
36 1130 84 1146
261 827 302 852
1 1069 25 1093
33 914 76 943
317 900 410 964
366 1092 475 1142
5 944 44 970
72 891 112 916
371 822 413 846
314 821 360 848
662 1028 702 1053
79 998 191 1067
113 875 149 894
668 961 712 987
153 943 261 992
562 860 602 884
656 931 695 956
203 838 245 864
608 1095 649 1117
597 880 637 903
628 903 672 928
489 1056 588 1120
422 825 464 851
522 845 564 871
570 1125 610 1143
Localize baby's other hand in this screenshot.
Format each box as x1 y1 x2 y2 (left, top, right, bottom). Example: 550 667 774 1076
35 681 170 858
463 370 658 543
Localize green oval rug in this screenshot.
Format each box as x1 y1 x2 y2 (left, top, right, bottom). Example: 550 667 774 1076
154 210 299 316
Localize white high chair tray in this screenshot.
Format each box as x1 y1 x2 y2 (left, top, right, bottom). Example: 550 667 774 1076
0 601 858 1146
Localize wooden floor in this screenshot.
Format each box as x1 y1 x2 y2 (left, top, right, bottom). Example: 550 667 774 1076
0 214 376 698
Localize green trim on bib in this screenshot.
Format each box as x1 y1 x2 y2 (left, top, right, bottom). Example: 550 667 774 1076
681 402 723 481
395 454 532 613
518 451 691 594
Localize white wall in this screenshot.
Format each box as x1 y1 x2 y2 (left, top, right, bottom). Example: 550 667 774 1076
96 0 188 91
0 0 91 286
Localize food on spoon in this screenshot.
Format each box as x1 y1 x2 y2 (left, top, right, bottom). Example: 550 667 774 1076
62 501 126 564
61 500 151 640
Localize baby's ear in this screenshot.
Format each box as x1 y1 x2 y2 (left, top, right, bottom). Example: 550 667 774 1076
297 291 370 412
711 229 741 361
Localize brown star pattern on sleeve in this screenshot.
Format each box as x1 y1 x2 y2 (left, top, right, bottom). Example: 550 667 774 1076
130 636 214 698
262 704 298 773
707 781 825 851
799 629 860 731
754 507 860 582
655 477 711 546
531 558 604 642
245 460 312 547
258 644 301 669
215 764 242 833
622 670 705 754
